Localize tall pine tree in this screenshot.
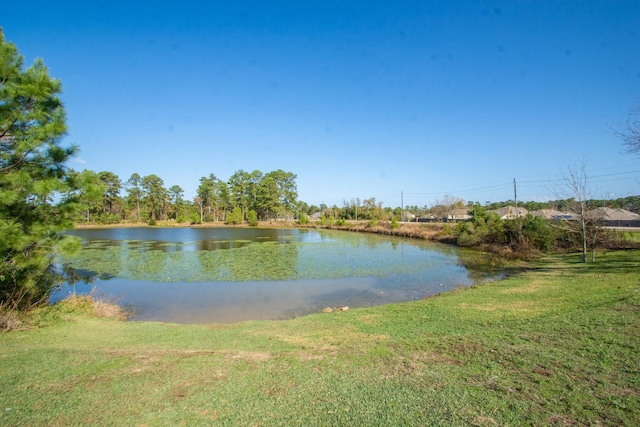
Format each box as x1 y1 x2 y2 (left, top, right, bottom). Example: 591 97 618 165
0 29 78 307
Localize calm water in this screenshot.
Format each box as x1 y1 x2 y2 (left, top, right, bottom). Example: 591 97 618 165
53 227 502 323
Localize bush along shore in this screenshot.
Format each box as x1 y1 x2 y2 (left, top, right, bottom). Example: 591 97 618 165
300 208 640 260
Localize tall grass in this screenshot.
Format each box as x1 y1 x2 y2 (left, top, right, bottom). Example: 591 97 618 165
1 291 128 331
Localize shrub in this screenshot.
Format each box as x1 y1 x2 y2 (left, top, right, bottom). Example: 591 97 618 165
247 210 259 227
297 213 310 225
456 205 504 247
97 213 121 225
226 207 243 225
320 215 334 226
366 219 379 228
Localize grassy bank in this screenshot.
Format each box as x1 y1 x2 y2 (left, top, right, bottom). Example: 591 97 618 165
1 250 639 426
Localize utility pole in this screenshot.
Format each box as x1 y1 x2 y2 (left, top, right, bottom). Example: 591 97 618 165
513 178 518 218
401 191 404 222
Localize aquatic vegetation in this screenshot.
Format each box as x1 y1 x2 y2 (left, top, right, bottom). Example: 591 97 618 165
58 229 472 283
53 228 505 323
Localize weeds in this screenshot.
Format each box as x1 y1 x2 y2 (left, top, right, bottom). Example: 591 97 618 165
0 302 22 331
1 291 129 332
62 292 130 321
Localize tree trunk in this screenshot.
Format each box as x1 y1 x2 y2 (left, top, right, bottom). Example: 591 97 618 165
581 217 587 263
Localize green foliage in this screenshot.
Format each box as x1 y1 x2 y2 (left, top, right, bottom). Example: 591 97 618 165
147 218 156 226
456 206 568 253
456 205 504 247
189 212 201 225
196 174 217 221
390 216 399 228
97 171 122 214
141 174 166 221
319 214 334 226
125 173 142 222
66 169 104 222
335 218 346 226
226 207 243 225
96 213 121 225
297 212 310 225
442 223 454 236
512 215 556 251
366 219 379 228
0 29 77 308
247 209 258 226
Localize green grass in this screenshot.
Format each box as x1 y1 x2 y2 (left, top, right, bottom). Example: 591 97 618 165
1 250 639 426
621 230 640 243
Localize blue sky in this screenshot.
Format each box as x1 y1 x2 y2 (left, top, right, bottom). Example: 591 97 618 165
3 1 639 208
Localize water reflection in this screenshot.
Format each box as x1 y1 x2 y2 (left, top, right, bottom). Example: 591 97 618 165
54 227 504 323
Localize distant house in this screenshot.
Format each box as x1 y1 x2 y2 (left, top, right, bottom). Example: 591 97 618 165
403 212 416 221
490 206 528 220
585 207 640 227
530 209 578 221
416 209 469 222
310 212 323 221
446 208 471 222
416 214 438 222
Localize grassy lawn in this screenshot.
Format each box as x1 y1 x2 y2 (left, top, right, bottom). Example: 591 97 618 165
621 230 640 243
1 250 639 426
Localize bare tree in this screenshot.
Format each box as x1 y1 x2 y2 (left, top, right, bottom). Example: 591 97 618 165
586 207 607 262
430 195 465 222
614 103 640 155
550 160 592 262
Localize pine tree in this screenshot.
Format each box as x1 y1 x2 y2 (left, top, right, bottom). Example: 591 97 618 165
0 29 77 307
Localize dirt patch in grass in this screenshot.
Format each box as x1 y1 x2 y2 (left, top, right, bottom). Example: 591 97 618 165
375 349 460 380
227 350 271 363
458 300 538 313
503 279 545 293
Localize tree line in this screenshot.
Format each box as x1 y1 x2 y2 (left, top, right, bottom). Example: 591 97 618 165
305 194 640 225
67 169 298 225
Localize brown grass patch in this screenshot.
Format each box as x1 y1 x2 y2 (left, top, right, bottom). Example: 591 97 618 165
447 341 485 357
472 416 499 426
63 293 130 321
92 298 128 320
378 351 459 379
503 280 544 294
227 350 271 362
0 306 22 331
459 301 538 313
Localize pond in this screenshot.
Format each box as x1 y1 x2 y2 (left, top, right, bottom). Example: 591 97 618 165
53 227 503 324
